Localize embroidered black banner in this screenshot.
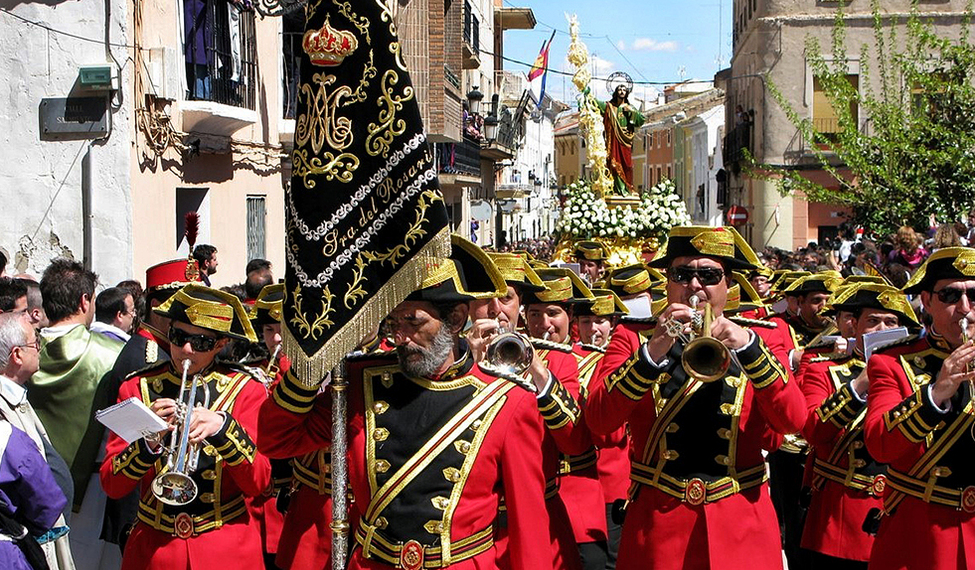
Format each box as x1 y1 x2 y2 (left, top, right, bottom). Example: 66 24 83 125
284 0 450 381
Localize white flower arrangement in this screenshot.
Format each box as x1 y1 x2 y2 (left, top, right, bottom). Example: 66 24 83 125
556 179 691 240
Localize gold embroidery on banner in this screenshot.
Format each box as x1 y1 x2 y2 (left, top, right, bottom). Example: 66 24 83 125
366 70 413 158
290 284 336 340
344 190 443 308
292 148 359 189
296 73 353 154
375 0 408 71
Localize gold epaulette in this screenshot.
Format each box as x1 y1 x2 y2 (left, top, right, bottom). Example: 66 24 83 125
530 338 574 353
728 315 778 329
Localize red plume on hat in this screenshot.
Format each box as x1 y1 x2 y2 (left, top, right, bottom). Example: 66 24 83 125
182 212 202 282
184 212 200 250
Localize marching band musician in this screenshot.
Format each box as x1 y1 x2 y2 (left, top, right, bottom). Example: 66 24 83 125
864 247 975 569
572 288 630 568
246 284 289 569
585 225 806 570
766 272 842 570
258 237 553 570
799 283 918 568
100 284 272 570
604 264 667 338
573 240 612 285
102 258 204 554
466 254 595 570
524 267 607 570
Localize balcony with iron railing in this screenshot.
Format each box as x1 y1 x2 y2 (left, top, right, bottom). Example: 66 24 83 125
722 120 751 175
437 134 483 183
181 0 259 137
463 1 480 69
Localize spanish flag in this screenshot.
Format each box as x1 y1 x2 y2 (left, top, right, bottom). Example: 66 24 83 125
528 30 556 81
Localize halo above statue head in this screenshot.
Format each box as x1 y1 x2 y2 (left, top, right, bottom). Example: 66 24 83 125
606 71 634 98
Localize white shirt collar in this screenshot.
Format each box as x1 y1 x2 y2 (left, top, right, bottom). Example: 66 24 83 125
0 374 27 407
40 323 83 340
90 321 131 342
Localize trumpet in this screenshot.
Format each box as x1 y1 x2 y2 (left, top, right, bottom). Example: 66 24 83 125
484 324 535 379
804 317 838 350
680 295 732 383
151 359 210 506
265 344 283 379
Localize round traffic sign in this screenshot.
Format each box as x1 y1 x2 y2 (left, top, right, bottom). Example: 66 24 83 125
726 205 749 226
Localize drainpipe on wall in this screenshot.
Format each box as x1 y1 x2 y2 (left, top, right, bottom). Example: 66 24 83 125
82 141 93 271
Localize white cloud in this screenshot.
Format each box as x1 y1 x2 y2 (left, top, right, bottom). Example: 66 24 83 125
592 55 616 75
632 38 679 52
617 40 626 51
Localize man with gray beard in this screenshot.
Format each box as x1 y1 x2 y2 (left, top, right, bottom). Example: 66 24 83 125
259 236 554 570
394 305 455 377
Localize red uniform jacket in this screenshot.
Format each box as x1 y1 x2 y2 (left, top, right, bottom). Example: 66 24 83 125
577 336 628 504
587 324 805 570
100 363 272 570
800 354 883 562
258 351 552 570
864 334 975 570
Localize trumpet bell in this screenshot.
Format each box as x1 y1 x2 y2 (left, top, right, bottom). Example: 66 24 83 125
152 471 199 506
682 336 731 383
485 332 534 376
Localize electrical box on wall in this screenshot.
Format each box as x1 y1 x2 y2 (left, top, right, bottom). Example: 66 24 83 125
78 65 117 92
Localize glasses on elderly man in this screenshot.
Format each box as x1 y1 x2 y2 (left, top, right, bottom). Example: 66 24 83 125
667 266 726 286
11 338 40 352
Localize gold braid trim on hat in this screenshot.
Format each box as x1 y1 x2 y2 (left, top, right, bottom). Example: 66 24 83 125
612 271 651 295
726 284 741 312
670 227 735 258
953 250 975 276
489 254 545 289
184 300 235 332
591 295 614 315
537 277 572 303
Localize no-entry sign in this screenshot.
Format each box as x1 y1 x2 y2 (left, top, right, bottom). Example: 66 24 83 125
726 205 749 226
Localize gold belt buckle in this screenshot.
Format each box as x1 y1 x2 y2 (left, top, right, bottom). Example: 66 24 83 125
174 512 195 539
961 486 975 513
685 478 707 506
400 539 424 570
870 474 887 498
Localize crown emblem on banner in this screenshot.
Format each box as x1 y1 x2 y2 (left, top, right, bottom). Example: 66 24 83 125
302 17 358 67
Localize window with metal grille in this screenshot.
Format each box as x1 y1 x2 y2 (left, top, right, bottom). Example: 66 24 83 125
282 9 303 119
184 0 258 109
247 195 266 261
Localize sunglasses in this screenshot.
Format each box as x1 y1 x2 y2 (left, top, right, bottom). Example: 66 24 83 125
667 266 725 286
934 287 975 304
168 327 219 352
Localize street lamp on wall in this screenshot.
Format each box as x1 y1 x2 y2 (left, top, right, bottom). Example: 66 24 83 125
483 113 499 142
467 87 484 116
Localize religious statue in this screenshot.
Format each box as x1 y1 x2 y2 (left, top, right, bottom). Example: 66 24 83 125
595 83 645 195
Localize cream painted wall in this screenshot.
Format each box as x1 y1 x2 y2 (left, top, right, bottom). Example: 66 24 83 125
130 4 285 289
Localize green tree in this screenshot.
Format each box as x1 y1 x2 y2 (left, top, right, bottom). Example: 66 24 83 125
750 0 975 237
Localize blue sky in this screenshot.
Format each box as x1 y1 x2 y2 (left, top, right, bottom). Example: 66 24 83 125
498 0 733 107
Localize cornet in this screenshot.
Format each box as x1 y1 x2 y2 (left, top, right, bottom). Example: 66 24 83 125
484 325 535 378
151 359 210 506
265 344 283 379
676 295 733 383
